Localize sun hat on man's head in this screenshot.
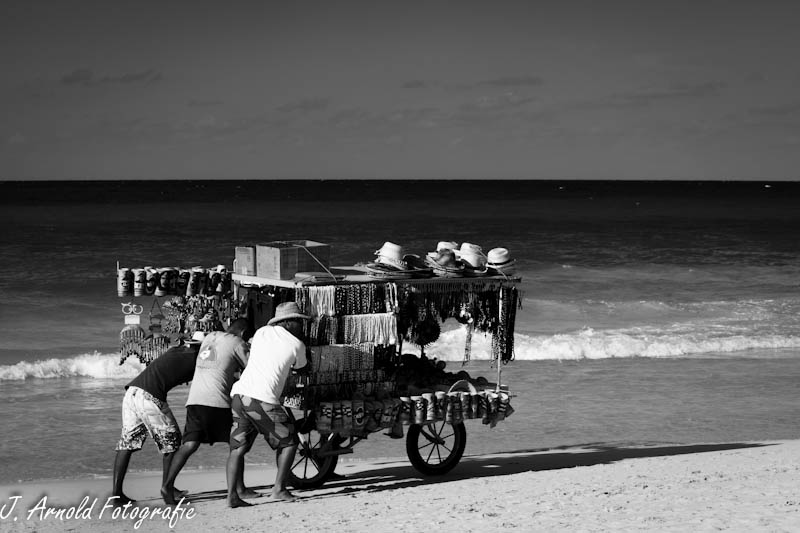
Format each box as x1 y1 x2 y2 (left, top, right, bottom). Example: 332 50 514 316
268 302 310 326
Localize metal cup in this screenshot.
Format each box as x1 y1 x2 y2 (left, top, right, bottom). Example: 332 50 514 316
117 268 133 297
331 402 343 432
449 392 463 424
422 392 436 421
176 268 190 294
155 268 169 297
145 267 157 295
435 391 447 421
411 395 426 424
459 392 471 419
398 396 412 424
352 399 365 432
341 400 353 433
132 268 146 297
317 402 332 433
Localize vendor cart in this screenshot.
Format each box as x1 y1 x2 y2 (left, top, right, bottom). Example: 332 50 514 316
115 243 520 490
231 263 521 489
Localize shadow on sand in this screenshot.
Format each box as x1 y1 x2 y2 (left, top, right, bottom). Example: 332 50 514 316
184 441 771 504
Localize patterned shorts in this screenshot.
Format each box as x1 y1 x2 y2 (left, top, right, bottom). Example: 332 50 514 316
116 386 181 454
230 394 299 451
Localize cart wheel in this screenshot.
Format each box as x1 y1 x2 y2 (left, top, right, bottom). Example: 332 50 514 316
406 421 466 476
286 430 340 489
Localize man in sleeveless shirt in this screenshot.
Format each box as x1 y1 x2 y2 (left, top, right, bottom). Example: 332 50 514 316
112 333 203 504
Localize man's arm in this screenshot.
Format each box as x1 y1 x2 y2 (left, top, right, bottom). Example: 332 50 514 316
293 347 311 375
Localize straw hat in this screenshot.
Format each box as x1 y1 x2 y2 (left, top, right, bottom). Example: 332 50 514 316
458 242 483 256
373 241 407 270
426 240 458 262
459 248 488 276
487 247 517 275
268 302 310 326
424 249 465 277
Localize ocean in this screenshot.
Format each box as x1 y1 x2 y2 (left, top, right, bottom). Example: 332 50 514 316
1 179 799 485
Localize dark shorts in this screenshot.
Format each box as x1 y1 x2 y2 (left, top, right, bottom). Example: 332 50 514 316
183 405 233 445
230 394 299 451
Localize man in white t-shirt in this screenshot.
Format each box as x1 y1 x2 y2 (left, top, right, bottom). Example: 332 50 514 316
227 302 309 506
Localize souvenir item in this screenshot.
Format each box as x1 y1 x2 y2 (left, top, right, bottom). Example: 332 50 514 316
341 400 353 433
166 267 178 294
331 402 343 432
398 396 412 423
119 324 145 364
145 267 158 295
176 269 190 295
459 247 489 277
132 268 146 297
423 392 436 421
373 241 407 270
155 268 170 297
352 399 365 432
424 249 465 277
117 268 133 297
486 247 517 276
411 395 425 424
435 391 447 421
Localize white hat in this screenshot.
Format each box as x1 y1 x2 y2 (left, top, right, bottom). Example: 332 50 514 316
436 241 458 252
374 241 407 270
460 249 488 276
459 248 487 269
187 331 206 344
459 242 482 254
487 247 516 274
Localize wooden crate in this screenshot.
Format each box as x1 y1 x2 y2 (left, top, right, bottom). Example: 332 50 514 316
234 246 256 276
256 240 330 280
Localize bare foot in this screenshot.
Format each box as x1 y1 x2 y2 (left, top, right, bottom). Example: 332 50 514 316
174 487 188 498
228 496 253 508
113 494 136 506
160 487 177 505
238 488 261 499
271 489 297 502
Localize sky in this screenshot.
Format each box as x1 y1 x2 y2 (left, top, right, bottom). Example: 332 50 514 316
2 0 800 180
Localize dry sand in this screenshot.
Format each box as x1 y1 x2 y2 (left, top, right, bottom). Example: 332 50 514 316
1 440 798 532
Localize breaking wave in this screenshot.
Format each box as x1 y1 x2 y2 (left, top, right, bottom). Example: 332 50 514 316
0 352 144 381
4 316 800 380
424 325 800 362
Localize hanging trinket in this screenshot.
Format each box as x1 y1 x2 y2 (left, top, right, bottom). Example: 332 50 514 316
119 302 145 365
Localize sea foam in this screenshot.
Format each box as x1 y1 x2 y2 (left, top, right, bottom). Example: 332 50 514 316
422 325 800 362
3 325 799 381
0 352 144 381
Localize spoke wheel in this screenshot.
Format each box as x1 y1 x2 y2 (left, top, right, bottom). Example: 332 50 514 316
285 430 339 489
406 421 466 476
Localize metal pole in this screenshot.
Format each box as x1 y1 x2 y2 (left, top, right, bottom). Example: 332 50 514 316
496 286 503 392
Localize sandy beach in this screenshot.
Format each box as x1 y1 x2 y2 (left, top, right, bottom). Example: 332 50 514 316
1 439 797 532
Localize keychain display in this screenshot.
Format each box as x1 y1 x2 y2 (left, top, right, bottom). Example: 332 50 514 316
118 302 145 365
